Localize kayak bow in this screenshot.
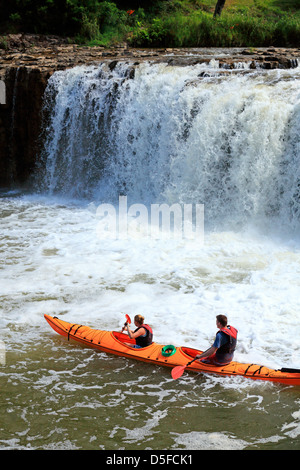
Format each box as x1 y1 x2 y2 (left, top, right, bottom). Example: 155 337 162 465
44 315 300 386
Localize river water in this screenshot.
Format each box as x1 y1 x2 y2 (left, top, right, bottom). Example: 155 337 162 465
0 59 300 451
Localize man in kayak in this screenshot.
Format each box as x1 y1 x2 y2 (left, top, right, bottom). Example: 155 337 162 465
195 315 238 366
125 314 153 348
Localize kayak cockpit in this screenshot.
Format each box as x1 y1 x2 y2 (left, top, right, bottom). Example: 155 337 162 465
112 331 136 346
181 346 202 359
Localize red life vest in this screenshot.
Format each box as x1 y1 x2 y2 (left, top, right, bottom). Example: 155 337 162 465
217 325 238 355
219 325 238 339
134 324 153 347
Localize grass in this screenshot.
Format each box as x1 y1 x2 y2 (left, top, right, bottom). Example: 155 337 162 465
125 0 300 48
2 0 300 48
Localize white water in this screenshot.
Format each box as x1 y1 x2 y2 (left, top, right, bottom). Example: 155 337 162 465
3 61 300 367
31 60 300 369
1 60 300 450
39 61 300 233
1 194 300 370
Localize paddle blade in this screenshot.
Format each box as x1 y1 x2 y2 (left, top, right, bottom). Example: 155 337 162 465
125 314 131 324
171 365 186 380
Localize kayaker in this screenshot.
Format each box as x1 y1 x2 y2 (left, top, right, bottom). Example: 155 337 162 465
195 315 238 366
125 314 153 348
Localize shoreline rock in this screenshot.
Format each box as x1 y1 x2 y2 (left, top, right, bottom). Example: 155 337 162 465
1 34 300 76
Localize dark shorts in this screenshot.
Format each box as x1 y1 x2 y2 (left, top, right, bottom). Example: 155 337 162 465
200 354 231 366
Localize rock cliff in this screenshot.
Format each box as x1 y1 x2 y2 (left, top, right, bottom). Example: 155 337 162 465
0 34 299 189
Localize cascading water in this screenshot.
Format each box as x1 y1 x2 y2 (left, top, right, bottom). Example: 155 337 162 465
1 59 300 450
38 61 300 233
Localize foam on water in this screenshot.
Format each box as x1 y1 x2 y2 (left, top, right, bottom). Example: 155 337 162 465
172 431 249 450
1 195 299 372
1 61 300 450
37 62 300 234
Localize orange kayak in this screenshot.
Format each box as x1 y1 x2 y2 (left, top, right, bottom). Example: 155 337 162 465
44 314 300 386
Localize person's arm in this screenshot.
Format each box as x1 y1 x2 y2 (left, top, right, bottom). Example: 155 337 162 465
195 346 217 361
126 325 146 340
196 333 222 361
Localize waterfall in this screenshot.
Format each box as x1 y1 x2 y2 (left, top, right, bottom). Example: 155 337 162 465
37 61 300 233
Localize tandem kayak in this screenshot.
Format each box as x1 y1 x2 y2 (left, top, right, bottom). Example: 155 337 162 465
44 314 300 386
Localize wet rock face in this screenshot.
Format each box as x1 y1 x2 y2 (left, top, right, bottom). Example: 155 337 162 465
0 65 51 187
0 34 299 188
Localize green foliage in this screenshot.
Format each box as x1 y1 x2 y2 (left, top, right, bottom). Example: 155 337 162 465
75 1 128 44
129 7 300 48
1 0 299 47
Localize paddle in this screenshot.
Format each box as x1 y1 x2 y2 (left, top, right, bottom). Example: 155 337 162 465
121 314 131 333
171 356 199 380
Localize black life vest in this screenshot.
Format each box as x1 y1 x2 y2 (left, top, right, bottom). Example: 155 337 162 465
217 325 238 355
134 324 153 347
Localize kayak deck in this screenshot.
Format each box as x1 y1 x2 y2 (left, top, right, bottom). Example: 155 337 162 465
44 315 300 386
